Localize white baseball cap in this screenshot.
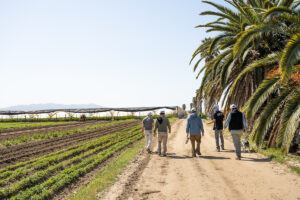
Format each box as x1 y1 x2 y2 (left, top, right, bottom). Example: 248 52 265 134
230 104 237 109
148 112 153 116
213 104 219 110
191 108 196 112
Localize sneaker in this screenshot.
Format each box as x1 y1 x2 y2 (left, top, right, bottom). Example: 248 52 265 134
235 156 241 160
217 149 220 152
221 146 225 150
196 150 201 155
147 149 151 154
192 154 196 157
158 152 161 156
163 154 167 157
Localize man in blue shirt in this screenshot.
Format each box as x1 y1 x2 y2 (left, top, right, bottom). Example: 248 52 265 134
224 104 248 160
186 108 204 157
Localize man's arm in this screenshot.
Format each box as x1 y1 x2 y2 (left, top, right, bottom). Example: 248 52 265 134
167 119 171 134
224 113 231 129
142 119 145 133
186 118 190 137
154 120 158 135
242 113 248 136
207 119 216 124
199 118 204 136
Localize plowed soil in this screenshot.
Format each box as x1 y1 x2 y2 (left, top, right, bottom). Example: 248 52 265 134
0 120 139 168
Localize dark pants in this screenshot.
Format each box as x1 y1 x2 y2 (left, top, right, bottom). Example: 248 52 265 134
190 135 201 156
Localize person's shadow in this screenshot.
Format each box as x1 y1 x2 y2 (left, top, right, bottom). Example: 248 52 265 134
167 154 230 160
200 155 231 160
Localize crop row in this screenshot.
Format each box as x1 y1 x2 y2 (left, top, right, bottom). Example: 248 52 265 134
0 125 142 199
1 119 134 146
0 122 70 130
0 126 140 187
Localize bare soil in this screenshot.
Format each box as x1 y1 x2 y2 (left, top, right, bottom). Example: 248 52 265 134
100 119 300 200
0 121 139 168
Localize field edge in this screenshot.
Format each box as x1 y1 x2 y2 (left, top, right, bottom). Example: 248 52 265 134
69 140 145 200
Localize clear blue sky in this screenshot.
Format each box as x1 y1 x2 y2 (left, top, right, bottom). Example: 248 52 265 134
0 0 221 108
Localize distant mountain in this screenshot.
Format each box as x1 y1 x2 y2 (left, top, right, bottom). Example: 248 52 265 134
0 103 103 111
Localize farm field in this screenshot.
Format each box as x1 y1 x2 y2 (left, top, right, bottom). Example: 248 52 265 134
0 120 134 146
0 118 144 199
0 121 71 130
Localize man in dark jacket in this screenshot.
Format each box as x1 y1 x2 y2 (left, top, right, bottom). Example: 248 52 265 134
154 111 171 157
224 104 248 160
186 108 204 157
208 104 225 152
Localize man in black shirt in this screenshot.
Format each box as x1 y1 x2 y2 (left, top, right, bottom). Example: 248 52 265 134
208 104 224 152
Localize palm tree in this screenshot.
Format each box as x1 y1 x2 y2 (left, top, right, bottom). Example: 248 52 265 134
191 0 300 153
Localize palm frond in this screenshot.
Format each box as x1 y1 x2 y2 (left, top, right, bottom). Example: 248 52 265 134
263 6 296 19
278 90 300 153
251 88 293 145
230 52 280 97
280 33 300 81
246 77 280 119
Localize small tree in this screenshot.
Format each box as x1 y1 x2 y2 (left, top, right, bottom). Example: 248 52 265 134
182 104 186 111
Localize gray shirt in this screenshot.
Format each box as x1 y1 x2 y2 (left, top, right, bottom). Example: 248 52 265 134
142 116 154 130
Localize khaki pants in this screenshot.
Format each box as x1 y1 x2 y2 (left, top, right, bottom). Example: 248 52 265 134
144 130 153 150
190 134 201 156
231 130 243 158
157 132 168 155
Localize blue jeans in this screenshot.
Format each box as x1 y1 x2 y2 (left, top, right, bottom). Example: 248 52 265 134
215 130 224 150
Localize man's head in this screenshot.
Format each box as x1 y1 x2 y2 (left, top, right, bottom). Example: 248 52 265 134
191 108 196 113
160 110 165 116
230 104 237 111
213 104 219 111
147 112 153 117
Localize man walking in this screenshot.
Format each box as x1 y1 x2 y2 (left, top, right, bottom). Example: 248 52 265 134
154 111 171 157
142 112 154 153
224 104 248 160
208 104 225 152
186 108 204 157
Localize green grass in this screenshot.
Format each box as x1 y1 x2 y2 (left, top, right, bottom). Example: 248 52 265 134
70 140 144 200
251 145 300 175
0 121 70 129
288 165 300 176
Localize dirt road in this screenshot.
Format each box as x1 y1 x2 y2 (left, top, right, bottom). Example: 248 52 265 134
100 119 300 200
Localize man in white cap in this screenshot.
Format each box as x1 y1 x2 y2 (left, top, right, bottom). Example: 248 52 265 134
224 104 248 160
142 112 154 153
208 104 225 152
154 110 171 156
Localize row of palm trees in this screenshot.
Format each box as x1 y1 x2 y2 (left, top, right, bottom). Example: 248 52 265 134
191 0 300 153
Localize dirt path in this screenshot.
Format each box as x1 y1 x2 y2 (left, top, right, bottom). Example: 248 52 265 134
100 119 300 200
